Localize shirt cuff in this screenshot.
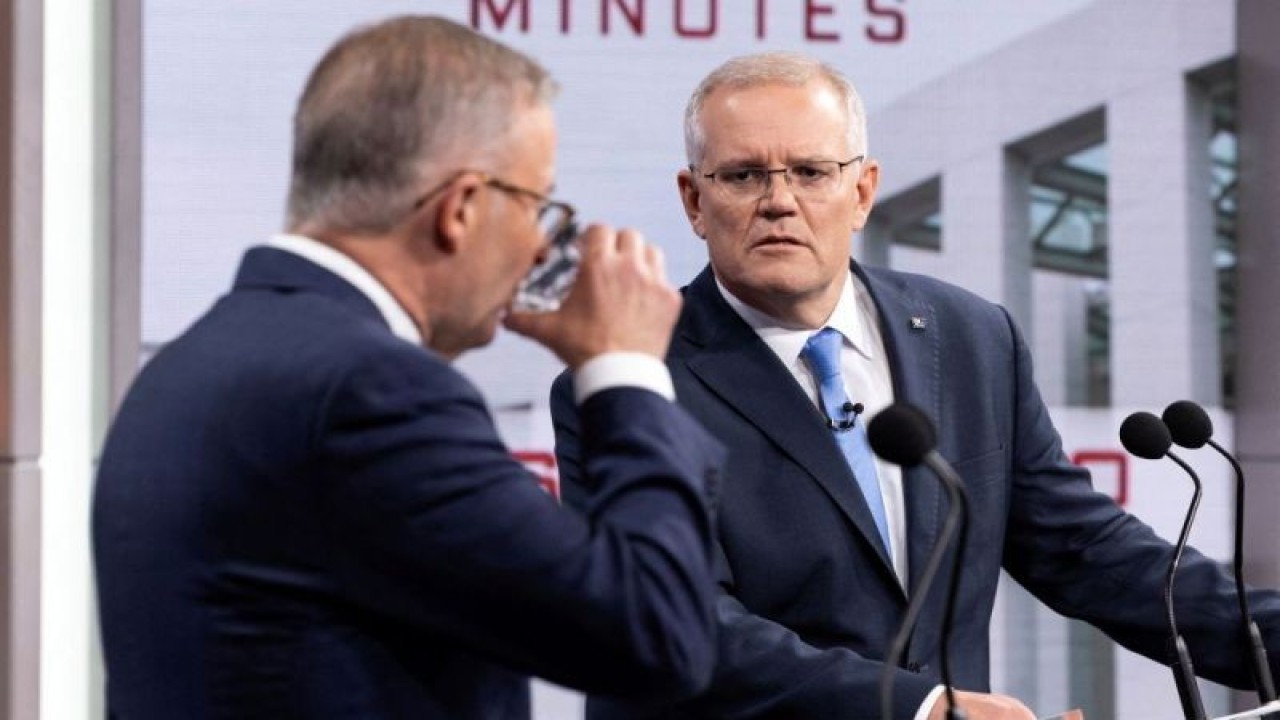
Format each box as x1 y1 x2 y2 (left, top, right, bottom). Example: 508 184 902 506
912 685 947 720
573 352 675 404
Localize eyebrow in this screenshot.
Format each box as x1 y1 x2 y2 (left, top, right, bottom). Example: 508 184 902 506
714 156 836 167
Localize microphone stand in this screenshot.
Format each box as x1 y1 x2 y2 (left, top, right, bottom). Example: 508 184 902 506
879 453 968 720
926 451 970 720
1166 450 1208 720
1206 437 1278 704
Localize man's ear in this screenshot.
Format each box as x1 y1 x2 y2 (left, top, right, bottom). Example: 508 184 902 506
850 159 881 231
676 169 707 240
431 175 485 255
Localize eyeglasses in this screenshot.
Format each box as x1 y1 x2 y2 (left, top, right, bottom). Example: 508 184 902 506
480 175 577 244
413 170 576 243
697 156 865 200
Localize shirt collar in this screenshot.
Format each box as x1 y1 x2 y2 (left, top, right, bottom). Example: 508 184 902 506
716 270 876 364
265 233 423 346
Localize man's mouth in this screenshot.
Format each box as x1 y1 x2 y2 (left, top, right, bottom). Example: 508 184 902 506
753 234 803 248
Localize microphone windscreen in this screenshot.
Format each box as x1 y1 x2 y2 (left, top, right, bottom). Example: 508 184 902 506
1162 400 1213 449
867 403 936 467
1119 411 1173 459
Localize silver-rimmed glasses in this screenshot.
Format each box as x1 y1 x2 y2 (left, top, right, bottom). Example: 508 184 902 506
698 156 865 200
410 170 576 243
480 175 576 246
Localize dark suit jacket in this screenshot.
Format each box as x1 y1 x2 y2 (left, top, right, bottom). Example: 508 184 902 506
93 247 725 719
551 263 1280 719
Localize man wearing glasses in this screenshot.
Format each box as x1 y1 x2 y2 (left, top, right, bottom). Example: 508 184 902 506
552 52 1280 719
93 16 724 719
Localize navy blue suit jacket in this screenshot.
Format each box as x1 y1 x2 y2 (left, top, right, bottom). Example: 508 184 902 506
551 263 1280 719
93 247 725 719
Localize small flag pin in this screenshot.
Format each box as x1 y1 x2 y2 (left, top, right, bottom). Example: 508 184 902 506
910 316 927 330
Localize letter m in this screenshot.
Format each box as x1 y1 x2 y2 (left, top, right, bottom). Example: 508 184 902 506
471 0 531 32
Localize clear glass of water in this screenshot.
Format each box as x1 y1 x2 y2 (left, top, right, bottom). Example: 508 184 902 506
512 221 580 313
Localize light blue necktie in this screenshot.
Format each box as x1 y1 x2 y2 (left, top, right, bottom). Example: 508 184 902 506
801 327 892 561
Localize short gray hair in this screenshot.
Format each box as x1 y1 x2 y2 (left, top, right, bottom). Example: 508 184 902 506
683 52 867 166
286 16 558 234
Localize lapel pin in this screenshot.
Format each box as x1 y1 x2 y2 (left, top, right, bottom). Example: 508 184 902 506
910 316 927 330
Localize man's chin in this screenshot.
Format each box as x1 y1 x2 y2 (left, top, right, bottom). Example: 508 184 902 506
428 319 501 360
737 273 822 300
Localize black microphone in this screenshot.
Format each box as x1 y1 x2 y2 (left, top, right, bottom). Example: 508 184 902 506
828 402 865 431
1162 400 1277 704
868 403 968 720
1119 411 1207 720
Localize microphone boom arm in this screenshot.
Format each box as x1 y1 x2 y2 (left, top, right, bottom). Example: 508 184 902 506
880 451 968 720
1166 450 1207 720
926 452 970 720
1206 438 1278 703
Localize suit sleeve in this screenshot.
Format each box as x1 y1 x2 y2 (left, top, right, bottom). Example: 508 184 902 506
314 345 725 700
996 307 1280 690
553 372 937 719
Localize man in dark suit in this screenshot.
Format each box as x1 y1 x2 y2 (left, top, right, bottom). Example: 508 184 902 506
551 53 1280 719
93 16 725 719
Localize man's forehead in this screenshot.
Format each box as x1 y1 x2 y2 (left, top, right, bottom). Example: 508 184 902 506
699 87 850 161
704 79 843 112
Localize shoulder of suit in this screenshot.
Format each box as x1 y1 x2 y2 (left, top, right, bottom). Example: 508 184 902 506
233 290 470 399
863 265 1007 316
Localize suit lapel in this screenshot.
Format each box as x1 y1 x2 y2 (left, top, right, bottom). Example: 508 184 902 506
677 269 899 583
857 265 945 599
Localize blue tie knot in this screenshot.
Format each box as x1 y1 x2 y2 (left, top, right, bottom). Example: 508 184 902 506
802 327 844 382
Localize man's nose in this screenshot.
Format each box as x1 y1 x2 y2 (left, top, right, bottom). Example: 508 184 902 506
757 170 799 215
